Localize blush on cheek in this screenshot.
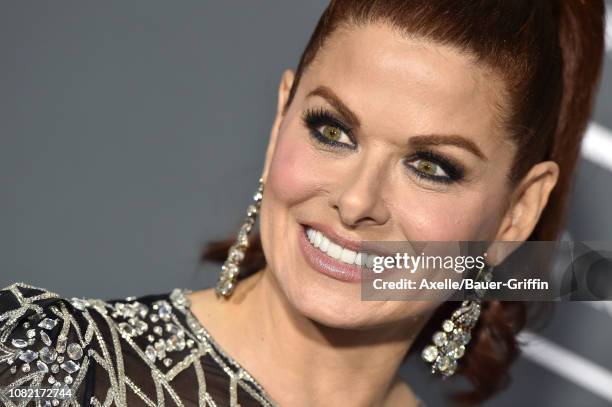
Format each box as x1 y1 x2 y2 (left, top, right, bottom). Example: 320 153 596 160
267 133 323 206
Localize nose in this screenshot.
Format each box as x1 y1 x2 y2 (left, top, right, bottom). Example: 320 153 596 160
329 159 391 228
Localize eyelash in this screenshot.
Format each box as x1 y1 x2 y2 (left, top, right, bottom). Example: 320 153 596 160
301 107 356 150
406 150 464 184
301 107 465 185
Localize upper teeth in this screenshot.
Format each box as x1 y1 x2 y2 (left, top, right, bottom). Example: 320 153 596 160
306 227 376 268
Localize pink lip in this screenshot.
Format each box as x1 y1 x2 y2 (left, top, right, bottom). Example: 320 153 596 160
297 224 365 283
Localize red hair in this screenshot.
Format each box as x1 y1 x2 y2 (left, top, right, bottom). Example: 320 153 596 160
202 1 605 404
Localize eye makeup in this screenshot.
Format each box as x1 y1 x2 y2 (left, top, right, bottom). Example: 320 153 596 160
301 107 356 150
301 106 466 185
403 150 465 184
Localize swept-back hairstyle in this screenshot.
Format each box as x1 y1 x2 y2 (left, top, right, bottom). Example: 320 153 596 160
203 1 605 404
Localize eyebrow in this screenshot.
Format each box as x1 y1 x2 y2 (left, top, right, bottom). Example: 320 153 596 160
409 134 487 160
306 85 361 128
306 85 486 160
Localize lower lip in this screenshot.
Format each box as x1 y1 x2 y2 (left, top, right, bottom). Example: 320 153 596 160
297 225 364 283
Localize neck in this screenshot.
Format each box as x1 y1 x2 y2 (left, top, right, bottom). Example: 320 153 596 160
228 268 427 407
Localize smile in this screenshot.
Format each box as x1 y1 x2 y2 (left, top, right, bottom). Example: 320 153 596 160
305 227 376 268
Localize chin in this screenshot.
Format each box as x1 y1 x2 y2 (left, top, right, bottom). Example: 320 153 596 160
272 267 427 331
288 284 373 329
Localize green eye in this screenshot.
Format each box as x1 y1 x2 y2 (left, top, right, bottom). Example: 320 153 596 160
315 124 353 146
403 151 464 185
413 159 447 177
320 124 343 141
303 108 356 149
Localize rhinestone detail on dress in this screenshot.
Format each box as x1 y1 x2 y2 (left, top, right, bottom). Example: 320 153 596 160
0 282 278 406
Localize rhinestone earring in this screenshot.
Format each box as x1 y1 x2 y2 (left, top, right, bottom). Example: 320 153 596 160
421 265 492 377
215 178 264 298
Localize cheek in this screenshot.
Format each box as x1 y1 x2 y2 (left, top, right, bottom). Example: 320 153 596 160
266 130 322 208
391 189 505 240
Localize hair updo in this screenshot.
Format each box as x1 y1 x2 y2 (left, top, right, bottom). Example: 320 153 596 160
203 1 605 404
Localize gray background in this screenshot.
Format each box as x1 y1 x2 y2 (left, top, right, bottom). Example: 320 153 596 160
1 1 611 406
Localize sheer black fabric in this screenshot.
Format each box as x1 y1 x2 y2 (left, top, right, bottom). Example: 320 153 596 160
0 283 276 406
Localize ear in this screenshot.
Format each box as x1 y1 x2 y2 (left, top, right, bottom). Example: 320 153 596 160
486 161 559 266
261 69 295 184
494 160 560 241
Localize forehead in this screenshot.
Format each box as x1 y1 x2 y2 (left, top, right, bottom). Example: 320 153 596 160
300 22 508 149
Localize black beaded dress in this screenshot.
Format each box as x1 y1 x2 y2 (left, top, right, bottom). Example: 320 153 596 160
0 282 277 407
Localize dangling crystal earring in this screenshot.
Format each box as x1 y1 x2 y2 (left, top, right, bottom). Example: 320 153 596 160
215 178 264 298
421 265 493 377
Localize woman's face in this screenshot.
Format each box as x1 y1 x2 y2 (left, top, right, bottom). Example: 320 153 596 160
259 23 517 329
